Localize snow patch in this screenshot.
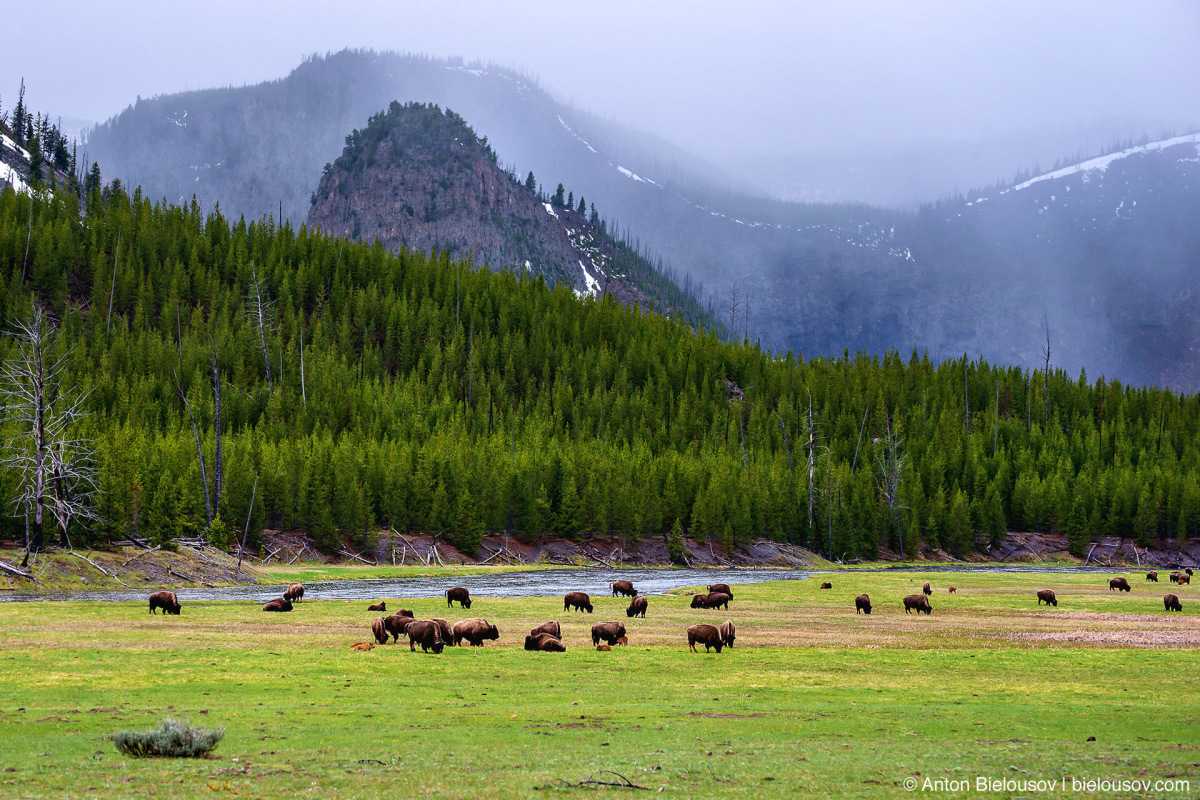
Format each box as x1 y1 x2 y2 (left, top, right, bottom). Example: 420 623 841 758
0 133 31 161
616 165 657 185
556 115 598 154
1011 132 1200 192
169 110 189 129
543 202 558 219
0 161 30 194
575 260 602 298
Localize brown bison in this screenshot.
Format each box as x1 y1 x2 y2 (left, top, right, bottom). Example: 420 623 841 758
431 618 455 644
564 592 593 613
1146 572 1159 582
611 580 638 597
283 583 305 602
1164 594 1183 612
922 582 933 596
263 597 294 612
350 642 375 652
626 596 648 618
148 591 181 615
1109 577 1131 592
406 620 445 653
367 601 387 612
855 594 872 614
719 620 736 648
380 614 416 642
1036 589 1058 607
370 617 390 645
903 594 932 615
687 624 724 652
396 608 414 618
446 587 472 609
690 592 731 610
819 582 832 590
591 622 628 646
707 583 734 598
452 618 500 647
948 586 957 594
529 620 562 640
595 644 612 651
1179 574 1192 586
1169 572 1182 584
524 633 566 652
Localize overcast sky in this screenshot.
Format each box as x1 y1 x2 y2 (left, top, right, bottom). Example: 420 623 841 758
5 0 1199 205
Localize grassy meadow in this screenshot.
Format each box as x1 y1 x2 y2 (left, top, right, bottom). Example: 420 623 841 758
0 569 1196 798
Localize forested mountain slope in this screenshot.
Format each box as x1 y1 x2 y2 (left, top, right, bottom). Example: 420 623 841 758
2 186 1199 560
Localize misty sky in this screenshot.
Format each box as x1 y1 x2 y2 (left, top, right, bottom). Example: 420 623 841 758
5 0 1199 206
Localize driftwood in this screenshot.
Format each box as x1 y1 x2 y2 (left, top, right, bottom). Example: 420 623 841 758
338 548 376 565
168 567 197 582
258 546 283 564
536 770 649 791
0 559 35 580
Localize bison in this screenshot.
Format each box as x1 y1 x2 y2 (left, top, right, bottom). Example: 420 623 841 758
707 583 733 599
148 591 181 615
595 644 611 651
1169 572 1182 584
263 597 294 612
406 620 445 653
396 608 414 618
948 586 957 594
524 633 566 652
283 583 305 602
370 617 390 645
687 624 724 652
719 620 736 648
1187 568 1195 576
591 622 628 647
626 596 648 618
855 594 872 615
819 582 832 590
431 618 454 644
922 582 932 596
564 592 593 613
452 618 500 647
1036 589 1058 607
446 587 472 609
1179 574 1192 586
367 601 387 612
1146 572 1159 583
903 594 932 615
611 580 638 597
1164 594 1183 612
529 620 562 640
691 592 732 610
380 613 417 642
1109 577 1131 592
350 642 375 652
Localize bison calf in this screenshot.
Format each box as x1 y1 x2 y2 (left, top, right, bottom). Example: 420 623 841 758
1036 589 1058 607
524 633 566 652
719 620 736 648
406 620 445 653
1164 594 1183 613
591 622 627 647
855 594 872 615
687 624 724 652
903 594 932 615
1108 577 1131 592
263 597 294 612
626 596 648 618
367 601 387 612
283 583 305 602
452 618 499 647
446 587 472 609
148 591 181 615
611 580 638 597
564 592 593 613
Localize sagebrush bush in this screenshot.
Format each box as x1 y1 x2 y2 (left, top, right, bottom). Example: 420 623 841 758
112 718 223 758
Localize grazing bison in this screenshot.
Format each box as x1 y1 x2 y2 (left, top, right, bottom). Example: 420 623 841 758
1146 572 1158 583
903 594 932 615
690 592 731 610
819 582 832 590
1164 594 1183 613
611 580 638 597
855 594 872 615
707 583 734 599
922 582 932 596
564 592 593 613
1036 589 1058 607
1169 572 1182 584
591 622 628 646
148 591 181 615
524 633 566 652
283 583 305 602
626 596 648 618
446 587 472 609
687 624 724 652
406 620 445 653
367 601 387 612
397 608 414 618
1187 568 1194 576
452 618 500 647
263 597 294 612
719 620 736 648
529 620 562 640
1109 577 1131 592
370 617 390 645
431 618 455 645
948 586 957 594
380 614 416 642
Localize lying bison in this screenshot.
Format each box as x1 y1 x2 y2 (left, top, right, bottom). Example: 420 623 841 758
1036 589 1058 607
263 597 294 612
1164 594 1183 613
591 622 628 647
611 580 638 597
283 583 305 602
564 592 593 613
1109 577 1131 592
524 633 566 652
690 592 731 610
922 582 933 596
529 620 561 640
855 594 872 615
452 618 500 647
446 587 472 609
148 591 181 615
1146 572 1159 583
626 596 648 618
903 594 932 615
719 620 736 648
687 624 724 652
707 583 733 599
819 582 832 590
1179 574 1192 586
406 620 445 653
367 601 387 612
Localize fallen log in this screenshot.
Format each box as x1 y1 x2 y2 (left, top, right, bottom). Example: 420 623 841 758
0 559 35 580
68 551 130 587
338 548 376 565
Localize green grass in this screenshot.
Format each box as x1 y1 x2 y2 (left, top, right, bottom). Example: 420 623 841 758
0 570 1196 798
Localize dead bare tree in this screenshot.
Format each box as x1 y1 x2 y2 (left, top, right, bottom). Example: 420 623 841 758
875 412 907 559
210 352 223 520
804 391 820 534
1041 315 1052 423
247 268 274 389
1 305 97 562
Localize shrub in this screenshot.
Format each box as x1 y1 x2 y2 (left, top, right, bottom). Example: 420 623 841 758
112 718 224 758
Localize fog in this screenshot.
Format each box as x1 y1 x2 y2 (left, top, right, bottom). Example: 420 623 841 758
5 0 1199 206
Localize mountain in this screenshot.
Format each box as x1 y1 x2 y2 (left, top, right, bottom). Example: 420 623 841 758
306 102 710 323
